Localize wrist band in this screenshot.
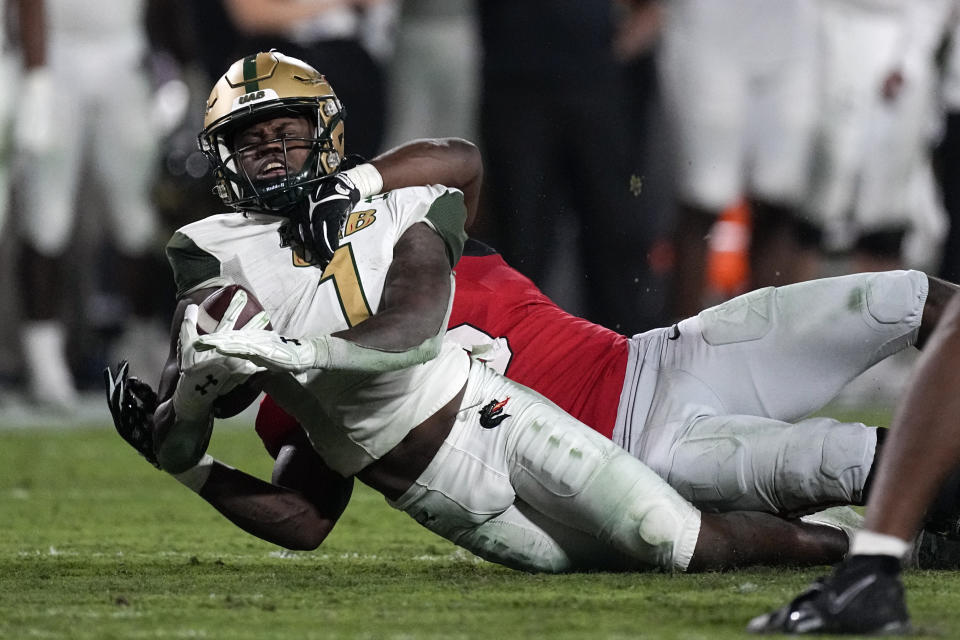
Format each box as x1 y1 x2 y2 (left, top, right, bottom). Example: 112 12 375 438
342 163 383 198
172 454 215 492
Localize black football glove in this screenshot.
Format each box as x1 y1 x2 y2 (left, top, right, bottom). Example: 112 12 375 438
291 161 365 266
104 361 160 468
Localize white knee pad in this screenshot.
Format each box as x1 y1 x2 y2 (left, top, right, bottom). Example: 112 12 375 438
667 431 752 510
509 401 701 571
668 415 877 514
588 452 702 571
862 270 926 331
818 423 877 506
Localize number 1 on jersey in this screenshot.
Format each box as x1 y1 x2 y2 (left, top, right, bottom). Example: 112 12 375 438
319 244 372 327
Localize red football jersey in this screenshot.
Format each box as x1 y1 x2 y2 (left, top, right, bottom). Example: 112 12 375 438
255 242 629 457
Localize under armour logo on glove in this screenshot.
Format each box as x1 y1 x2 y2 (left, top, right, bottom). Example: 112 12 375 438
195 374 219 395
172 300 268 420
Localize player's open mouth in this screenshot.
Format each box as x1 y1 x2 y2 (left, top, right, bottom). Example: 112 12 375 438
257 160 288 180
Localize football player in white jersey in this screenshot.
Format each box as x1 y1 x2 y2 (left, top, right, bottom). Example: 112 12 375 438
808 0 956 271
659 0 821 318
15 0 162 406
142 51 852 574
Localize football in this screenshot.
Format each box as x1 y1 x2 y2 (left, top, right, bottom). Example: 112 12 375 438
197 284 271 335
197 284 271 418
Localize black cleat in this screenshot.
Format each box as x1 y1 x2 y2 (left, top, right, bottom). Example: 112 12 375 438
916 530 960 570
747 556 911 635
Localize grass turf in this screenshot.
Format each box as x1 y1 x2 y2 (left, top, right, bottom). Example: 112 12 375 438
1 419 959 639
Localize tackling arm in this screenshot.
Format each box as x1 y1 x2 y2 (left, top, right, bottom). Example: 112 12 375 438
107 361 350 549
371 138 483 228
196 445 352 550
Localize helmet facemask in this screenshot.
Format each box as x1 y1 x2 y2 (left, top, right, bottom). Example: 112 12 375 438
200 100 343 216
198 52 346 218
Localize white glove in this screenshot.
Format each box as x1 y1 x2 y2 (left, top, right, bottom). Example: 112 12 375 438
172 292 270 419
15 68 56 154
195 329 324 374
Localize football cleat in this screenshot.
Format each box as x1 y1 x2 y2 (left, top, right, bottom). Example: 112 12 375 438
746 555 911 635
921 463 960 541
915 530 960 570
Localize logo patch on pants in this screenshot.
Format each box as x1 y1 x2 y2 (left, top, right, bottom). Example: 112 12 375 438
479 397 511 429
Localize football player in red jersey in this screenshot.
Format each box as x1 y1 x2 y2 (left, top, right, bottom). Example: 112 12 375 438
255 144 959 520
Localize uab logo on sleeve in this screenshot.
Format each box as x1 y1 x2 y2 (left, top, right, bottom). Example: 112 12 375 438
343 210 376 237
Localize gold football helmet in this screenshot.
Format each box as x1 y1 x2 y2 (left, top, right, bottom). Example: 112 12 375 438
198 51 345 215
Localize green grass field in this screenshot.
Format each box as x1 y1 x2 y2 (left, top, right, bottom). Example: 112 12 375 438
2 413 959 639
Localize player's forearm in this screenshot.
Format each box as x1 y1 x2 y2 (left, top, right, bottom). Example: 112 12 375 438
330 282 450 354
371 138 482 227
153 397 215 473
197 463 338 550
153 290 235 472
330 226 452 356
154 356 215 473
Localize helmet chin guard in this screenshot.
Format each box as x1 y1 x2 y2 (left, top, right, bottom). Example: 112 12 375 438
198 51 345 217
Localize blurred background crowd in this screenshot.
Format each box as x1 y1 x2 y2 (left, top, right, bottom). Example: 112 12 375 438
1 0 959 413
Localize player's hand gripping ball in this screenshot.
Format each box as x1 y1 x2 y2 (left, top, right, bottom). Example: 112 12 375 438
197 285 272 418
197 284 272 335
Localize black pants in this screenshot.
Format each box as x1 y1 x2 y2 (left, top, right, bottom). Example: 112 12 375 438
479 77 656 333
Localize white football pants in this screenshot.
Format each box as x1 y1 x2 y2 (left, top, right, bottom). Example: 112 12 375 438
615 270 927 515
390 359 702 573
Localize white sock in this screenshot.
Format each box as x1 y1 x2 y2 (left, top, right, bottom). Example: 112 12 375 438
22 320 77 402
849 530 912 559
23 320 66 356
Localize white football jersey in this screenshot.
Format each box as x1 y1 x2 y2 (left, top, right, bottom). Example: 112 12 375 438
168 185 470 475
